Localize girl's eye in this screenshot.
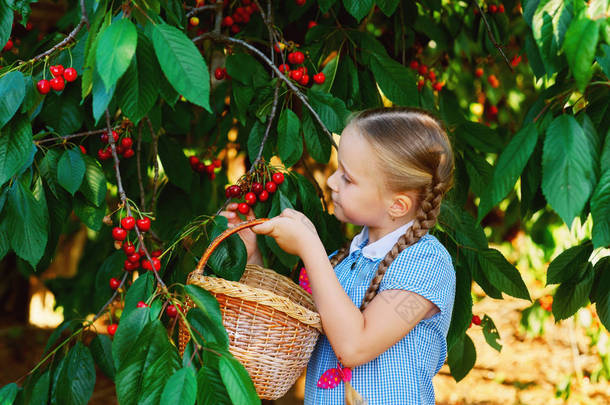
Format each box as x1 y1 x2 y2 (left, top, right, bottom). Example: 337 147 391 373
342 174 351 184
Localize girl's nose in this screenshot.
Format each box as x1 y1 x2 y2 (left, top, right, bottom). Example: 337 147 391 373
327 170 338 192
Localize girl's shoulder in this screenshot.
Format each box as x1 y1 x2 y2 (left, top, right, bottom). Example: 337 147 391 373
396 232 453 268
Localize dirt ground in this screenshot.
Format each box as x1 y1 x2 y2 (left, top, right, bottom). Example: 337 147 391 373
1 294 609 405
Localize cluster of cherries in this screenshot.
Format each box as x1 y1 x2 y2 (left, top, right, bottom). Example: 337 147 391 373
1 20 34 54
110 216 161 272
225 171 285 214
277 50 325 86
409 60 445 92
96 130 135 161
221 0 260 34
214 67 230 80
188 156 222 180
36 64 78 94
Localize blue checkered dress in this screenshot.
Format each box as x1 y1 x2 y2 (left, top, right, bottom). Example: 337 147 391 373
304 225 456 405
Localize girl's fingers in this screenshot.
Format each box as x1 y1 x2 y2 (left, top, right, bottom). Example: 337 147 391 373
251 221 273 235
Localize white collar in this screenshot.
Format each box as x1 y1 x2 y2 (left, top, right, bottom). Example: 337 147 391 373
349 221 414 260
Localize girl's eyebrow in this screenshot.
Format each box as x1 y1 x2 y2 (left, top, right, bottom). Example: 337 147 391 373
338 159 355 180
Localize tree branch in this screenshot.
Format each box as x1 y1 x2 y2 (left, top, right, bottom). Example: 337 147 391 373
145 117 161 212
80 0 90 29
252 80 281 168
136 123 146 211
26 20 86 66
186 4 222 19
35 127 119 145
193 32 338 150
472 0 512 69
105 110 168 291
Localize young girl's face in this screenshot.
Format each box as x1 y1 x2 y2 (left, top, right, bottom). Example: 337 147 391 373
327 125 392 227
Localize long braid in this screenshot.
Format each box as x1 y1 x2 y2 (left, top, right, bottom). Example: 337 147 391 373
329 243 351 268
360 169 448 310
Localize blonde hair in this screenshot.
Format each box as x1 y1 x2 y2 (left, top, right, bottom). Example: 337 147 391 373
330 107 454 310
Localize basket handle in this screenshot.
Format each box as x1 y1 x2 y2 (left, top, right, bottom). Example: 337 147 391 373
194 217 269 275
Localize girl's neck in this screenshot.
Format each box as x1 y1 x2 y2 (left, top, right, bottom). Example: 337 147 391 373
366 216 416 244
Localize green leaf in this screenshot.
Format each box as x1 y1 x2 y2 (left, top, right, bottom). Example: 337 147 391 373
57 147 86 195
196 364 232 405
277 108 303 168
317 0 338 13
311 54 339 93
56 342 96 405
532 0 574 74
448 334 476 382
158 136 192 192
160 368 197 405
307 89 349 134
369 54 418 107
597 44 610 78
139 347 181 405
231 82 254 126
302 110 332 163
455 122 504 154
478 123 539 222
95 19 137 91
0 383 18 405
30 370 51 405
481 315 502 352
446 263 473 351
152 24 211 112
542 115 597 226
116 34 159 124
40 88 84 135
90 334 116 381
342 0 373 22
73 195 105 231
593 258 610 329
186 307 230 349
123 272 154 321
226 52 269 88
206 217 248 281
0 71 26 128
592 170 610 249
0 1 13 53
478 248 531 300
91 65 116 123
546 240 593 284
563 17 600 91
376 0 399 15
247 120 272 163
79 155 107 207
0 114 33 187
112 307 151 370
553 262 595 321
6 179 48 267
218 355 261 405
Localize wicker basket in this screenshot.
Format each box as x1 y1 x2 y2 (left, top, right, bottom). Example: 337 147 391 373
178 218 323 400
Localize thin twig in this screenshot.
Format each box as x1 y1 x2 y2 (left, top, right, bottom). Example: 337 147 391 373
253 0 275 65
472 0 512 69
252 80 281 168
35 127 119 145
80 0 90 29
92 272 129 321
186 4 222 18
193 32 338 150
105 110 168 291
145 117 161 212
136 123 146 211
26 20 86 65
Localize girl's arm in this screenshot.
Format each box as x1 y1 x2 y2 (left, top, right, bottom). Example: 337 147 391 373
252 209 437 368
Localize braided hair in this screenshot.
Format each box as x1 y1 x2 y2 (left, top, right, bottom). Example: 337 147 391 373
330 107 454 311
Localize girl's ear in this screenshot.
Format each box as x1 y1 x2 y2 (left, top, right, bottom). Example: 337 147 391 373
388 193 414 219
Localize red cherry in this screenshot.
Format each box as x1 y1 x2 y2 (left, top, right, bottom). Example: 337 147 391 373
50 76 65 92
215 67 225 80
308 20 317 29
231 24 240 34
409 60 419 70
293 51 305 64
3 39 13 52
472 315 481 326
295 0 306 6
244 192 257 206
299 74 310 85
222 16 234 26
121 216 136 230
26 22 33 31
265 181 277 193
63 67 78 82
251 182 263 194
195 162 206 173
227 185 242 198
107 324 118 336
136 218 151 232
498 4 505 12
123 242 135 255
244 5 254 14
313 72 325 84
49 65 64 77
111 130 119 143
141 259 152 271
128 252 141 263
418 65 428 75
205 164 215 175
428 70 436 81
124 259 139 271
237 202 250 214
510 55 522 67
151 257 161 271
79 145 87 154
137 301 148 308
432 82 444 91
258 190 269 202
189 156 200 169
166 305 178 318
279 64 290 74
487 74 500 88
489 105 498 115
290 70 303 81
97 149 108 160
100 133 109 143
109 277 121 290
272 172 285 184
489 4 497 13
475 67 484 77
213 159 222 168
120 137 133 149
36 79 51 94
112 227 127 241
122 148 135 158
151 249 162 257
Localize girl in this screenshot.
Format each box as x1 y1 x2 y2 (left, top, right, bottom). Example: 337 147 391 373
222 107 456 405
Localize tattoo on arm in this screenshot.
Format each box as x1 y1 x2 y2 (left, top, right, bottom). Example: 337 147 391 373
377 290 428 324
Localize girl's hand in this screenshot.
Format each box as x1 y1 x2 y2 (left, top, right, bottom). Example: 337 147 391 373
251 208 322 258
219 203 263 265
